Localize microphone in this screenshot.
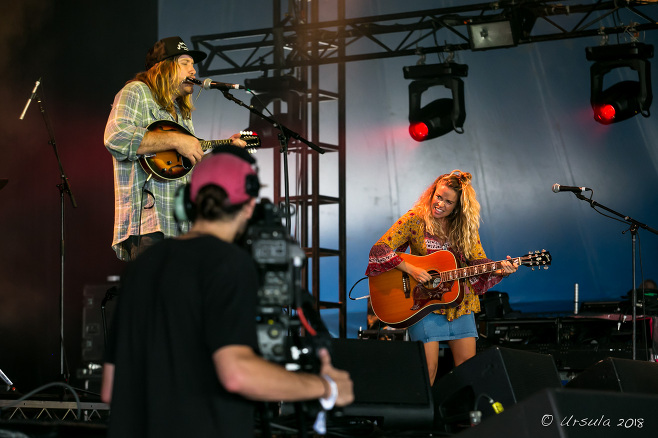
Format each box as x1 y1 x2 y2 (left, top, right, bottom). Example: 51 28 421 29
185 77 244 90
19 78 41 120
201 78 244 91
552 183 591 193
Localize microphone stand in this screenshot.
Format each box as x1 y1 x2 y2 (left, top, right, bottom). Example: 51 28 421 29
34 86 78 383
221 89 326 436
573 192 657 360
220 89 325 234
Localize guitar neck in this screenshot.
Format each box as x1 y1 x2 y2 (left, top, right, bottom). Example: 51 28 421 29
441 257 521 282
200 139 232 151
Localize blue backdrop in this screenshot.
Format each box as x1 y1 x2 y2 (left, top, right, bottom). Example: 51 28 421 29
159 0 658 337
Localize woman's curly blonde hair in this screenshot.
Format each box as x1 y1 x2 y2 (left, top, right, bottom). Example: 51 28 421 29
130 56 195 120
413 169 481 259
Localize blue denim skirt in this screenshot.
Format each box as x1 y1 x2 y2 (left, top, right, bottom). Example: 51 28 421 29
407 312 478 343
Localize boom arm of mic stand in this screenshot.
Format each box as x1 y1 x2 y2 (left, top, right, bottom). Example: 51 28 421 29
574 193 657 235
220 90 325 234
220 90 326 154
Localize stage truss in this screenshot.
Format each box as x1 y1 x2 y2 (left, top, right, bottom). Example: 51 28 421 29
191 1 657 337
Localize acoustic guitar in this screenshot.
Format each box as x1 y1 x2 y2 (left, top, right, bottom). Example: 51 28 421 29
368 249 551 328
138 120 260 180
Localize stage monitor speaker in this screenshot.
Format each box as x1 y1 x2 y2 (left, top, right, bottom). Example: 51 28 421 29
457 387 658 438
478 290 516 319
433 346 562 432
565 357 658 394
329 338 433 430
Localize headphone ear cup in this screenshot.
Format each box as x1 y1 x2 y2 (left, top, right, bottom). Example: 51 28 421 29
174 184 195 222
245 173 261 198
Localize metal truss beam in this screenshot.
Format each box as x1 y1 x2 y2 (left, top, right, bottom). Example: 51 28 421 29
0 399 109 422
192 0 658 77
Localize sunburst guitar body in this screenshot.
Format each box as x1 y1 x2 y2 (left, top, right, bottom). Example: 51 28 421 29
138 120 260 180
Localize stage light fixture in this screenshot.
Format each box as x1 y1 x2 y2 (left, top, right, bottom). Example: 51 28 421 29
403 63 468 142
586 42 653 125
467 19 516 51
244 76 306 146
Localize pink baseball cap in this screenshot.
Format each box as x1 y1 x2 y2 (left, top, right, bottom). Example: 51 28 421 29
189 148 259 205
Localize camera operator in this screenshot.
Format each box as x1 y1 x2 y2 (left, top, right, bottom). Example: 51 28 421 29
101 146 353 438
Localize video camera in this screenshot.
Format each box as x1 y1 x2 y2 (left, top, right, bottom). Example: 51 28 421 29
241 199 329 373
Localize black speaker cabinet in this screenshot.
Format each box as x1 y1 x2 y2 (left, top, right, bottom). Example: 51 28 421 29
329 338 433 430
565 357 658 394
433 346 562 432
457 387 658 438
478 291 514 318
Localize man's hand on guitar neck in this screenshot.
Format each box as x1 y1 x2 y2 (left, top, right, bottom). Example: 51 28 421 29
228 133 247 148
138 129 204 166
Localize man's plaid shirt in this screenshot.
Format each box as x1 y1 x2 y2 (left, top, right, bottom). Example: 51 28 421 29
104 81 191 261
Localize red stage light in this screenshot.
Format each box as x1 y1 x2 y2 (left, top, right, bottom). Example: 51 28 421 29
409 121 429 142
594 104 616 124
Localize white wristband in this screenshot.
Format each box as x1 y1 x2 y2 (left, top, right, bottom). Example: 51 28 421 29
319 374 338 410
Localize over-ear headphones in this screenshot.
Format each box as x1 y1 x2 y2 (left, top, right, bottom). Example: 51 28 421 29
174 184 195 223
245 173 260 198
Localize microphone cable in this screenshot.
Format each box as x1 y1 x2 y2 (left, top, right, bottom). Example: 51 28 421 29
470 393 504 426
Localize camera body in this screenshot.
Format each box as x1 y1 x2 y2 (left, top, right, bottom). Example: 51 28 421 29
242 200 321 372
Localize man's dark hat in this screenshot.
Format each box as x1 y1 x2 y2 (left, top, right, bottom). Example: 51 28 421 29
145 36 207 71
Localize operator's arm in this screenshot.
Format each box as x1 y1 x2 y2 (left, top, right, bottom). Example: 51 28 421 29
213 346 353 406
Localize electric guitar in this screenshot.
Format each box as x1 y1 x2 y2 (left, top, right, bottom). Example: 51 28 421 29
138 120 261 180
368 250 551 329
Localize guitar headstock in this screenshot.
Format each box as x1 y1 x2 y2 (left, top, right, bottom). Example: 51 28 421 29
239 130 261 153
520 249 551 270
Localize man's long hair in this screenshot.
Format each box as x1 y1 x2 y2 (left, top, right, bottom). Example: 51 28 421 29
413 170 481 259
130 56 195 120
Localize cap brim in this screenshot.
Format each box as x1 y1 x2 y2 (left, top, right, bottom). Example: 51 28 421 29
187 50 207 65
162 49 207 66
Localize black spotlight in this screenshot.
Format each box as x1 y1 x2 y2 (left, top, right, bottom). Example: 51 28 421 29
586 42 653 125
244 76 306 147
403 63 468 141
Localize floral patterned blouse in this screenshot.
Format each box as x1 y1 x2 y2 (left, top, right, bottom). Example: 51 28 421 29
366 210 502 321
